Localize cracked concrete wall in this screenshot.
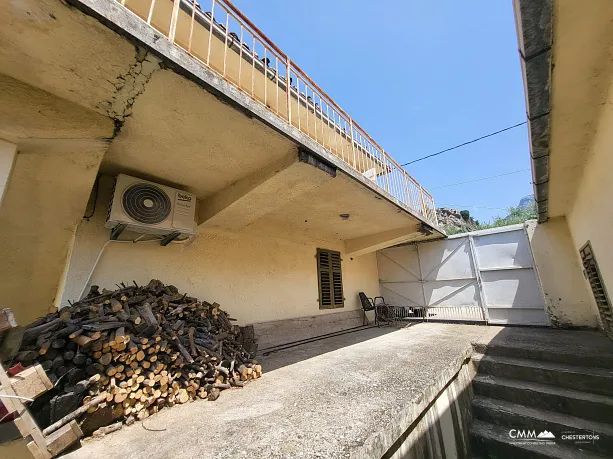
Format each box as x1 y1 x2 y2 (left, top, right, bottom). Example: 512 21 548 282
100 48 161 127
0 0 138 116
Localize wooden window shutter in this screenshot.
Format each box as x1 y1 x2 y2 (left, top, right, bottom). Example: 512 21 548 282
317 249 344 309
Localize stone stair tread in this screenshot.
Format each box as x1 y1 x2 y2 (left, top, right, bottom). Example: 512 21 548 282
473 396 613 436
471 419 608 459
472 353 613 378
473 374 613 407
471 337 613 369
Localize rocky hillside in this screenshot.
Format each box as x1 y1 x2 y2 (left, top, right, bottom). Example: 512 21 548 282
436 207 479 234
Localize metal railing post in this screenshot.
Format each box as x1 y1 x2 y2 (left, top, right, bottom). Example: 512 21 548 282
383 154 390 194
419 185 427 220
349 118 356 168
207 0 216 65
168 0 181 43
403 172 410 207
285 62 292 117
146 0 156 25
188 0 197 53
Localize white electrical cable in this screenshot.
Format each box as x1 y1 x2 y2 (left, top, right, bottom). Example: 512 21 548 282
0 394 34 403
77 238 161 300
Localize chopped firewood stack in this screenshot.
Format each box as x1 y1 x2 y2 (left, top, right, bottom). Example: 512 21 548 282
4 279 260 435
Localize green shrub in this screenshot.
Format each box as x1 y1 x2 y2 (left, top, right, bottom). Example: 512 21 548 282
477 200 537 230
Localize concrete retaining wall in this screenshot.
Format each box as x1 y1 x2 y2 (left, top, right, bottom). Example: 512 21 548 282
382 353 475 459
253 309 366 350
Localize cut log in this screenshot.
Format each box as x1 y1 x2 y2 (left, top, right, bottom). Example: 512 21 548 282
92 421 122 437
136 303 158 336
82 322 129 332
43 393 106 436
72 335 94 347
177 388 189 404
98 352 112 366
109 299 123 313
23 318 63 343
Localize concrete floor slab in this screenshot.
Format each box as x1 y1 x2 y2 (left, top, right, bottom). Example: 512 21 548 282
63 323 491 459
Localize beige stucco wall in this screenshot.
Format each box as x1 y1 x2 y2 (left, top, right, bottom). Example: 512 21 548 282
0 75 113 325
60 176 380 324
0 144 107 325
525 219 597 328
546 0 613 218
565 77 613 329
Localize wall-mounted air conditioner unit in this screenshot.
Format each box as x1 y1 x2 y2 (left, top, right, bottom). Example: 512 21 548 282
105 174 196 240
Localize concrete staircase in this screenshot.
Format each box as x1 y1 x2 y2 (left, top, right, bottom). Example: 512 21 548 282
469 341 613 458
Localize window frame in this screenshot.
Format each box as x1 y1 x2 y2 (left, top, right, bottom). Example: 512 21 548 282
316 248 344 309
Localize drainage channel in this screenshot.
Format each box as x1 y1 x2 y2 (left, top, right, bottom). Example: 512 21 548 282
260 324 378 356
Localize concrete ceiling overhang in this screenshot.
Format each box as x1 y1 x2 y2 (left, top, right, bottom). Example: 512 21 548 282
515 0 613 222
0 0 444 251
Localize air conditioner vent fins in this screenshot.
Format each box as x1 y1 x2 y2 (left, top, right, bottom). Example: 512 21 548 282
122 183 172 225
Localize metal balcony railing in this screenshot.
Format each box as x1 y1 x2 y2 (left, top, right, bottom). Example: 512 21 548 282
115 0 438 226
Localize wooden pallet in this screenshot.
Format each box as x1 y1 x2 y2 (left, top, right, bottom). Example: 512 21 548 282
0 308 82 458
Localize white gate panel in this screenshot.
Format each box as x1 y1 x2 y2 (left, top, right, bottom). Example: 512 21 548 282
418 238 474 281
378 246 425 308
473 230 534 269
377 245 421 283
377 224 549 326
473 226 548 325
380 284 425 308
481 270 544 308
425 280 480 307
487 308 549 325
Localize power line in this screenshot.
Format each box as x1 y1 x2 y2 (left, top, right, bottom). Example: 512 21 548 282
401 121 527 166
430 168 530 190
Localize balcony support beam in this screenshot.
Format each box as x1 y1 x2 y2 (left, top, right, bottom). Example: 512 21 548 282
344 225 424 257
198 150 336 230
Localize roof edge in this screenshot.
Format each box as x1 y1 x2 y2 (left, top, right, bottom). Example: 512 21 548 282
513 0 553 224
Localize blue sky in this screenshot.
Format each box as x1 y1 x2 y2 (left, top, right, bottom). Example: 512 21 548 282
232 0 532 223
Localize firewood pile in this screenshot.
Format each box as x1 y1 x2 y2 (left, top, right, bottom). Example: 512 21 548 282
3 279 260 436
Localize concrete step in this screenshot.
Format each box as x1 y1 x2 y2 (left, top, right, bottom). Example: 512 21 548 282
472 354 613 397
472 396 613 455
471 342 613 370
470 419 608 459
473 374 613 425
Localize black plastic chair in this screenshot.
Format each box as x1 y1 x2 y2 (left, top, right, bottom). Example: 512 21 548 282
359 292 382 325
